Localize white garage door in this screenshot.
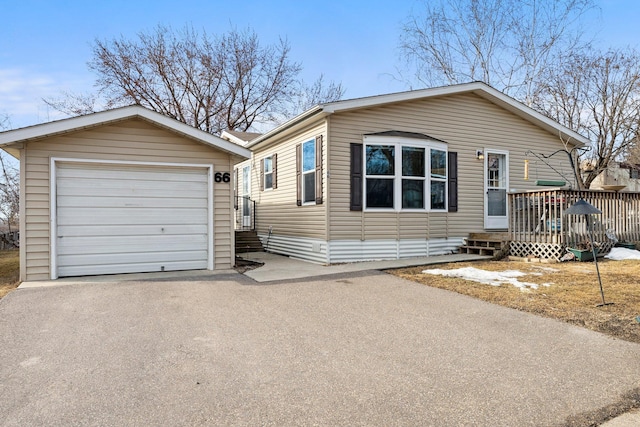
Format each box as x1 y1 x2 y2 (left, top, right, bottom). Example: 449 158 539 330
55 162 211 277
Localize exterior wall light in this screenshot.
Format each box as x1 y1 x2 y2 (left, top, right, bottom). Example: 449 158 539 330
476 150 484 160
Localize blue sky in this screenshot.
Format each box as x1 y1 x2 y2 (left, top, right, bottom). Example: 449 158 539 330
1 0 639 129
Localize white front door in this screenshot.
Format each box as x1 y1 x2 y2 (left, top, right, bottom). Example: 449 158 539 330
242 165 251 227
484 150 509 229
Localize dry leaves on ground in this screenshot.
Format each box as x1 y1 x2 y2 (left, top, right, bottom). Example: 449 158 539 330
389 258 640 344
0 250 20 299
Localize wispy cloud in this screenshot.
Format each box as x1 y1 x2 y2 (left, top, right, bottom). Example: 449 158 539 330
0 68 92 129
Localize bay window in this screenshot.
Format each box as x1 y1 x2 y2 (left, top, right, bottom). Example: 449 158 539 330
430 149 447 210
365 145 394 208
363 136 447 211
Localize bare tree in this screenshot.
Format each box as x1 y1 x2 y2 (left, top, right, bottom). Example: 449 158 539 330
0 155 19 233
288 74 345 115
45 25 344 134
535 48 640 189
44 91 103 117
0 115 19 234
399 0 595 105
0 113 9 131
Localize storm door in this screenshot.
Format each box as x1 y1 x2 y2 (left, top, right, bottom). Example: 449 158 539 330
484 150 509 229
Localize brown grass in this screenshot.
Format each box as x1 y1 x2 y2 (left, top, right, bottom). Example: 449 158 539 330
0 250 20 299
389 258 640 344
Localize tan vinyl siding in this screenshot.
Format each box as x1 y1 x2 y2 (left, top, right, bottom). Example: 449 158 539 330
23 118 235 281
251 122 327 240
398 212 428 239
328 92 573 240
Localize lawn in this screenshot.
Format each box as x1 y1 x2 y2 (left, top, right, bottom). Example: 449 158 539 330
0 249 20 299
389 258 640 344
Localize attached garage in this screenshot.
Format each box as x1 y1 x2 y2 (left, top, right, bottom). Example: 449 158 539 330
0 106 250 281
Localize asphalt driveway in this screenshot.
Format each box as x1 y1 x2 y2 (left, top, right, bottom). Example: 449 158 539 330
1 270 639 426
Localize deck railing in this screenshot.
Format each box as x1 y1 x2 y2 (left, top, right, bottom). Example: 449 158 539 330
508 189 640 257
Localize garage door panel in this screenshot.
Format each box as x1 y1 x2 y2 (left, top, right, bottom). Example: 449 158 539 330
57 165 208 182
57 207 208 226
55 162 212 277
57 195 208 209
58 185 208 199
57 224 208 237
57 235 207 255
56 178 208 197
58 250 208 267
58 260 208 277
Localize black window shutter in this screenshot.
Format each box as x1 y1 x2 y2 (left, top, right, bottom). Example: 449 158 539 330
448 151 458 212
260 158 264 191
315 135 323 204
272 153 278 189
350 143 363 211
296 144 302 206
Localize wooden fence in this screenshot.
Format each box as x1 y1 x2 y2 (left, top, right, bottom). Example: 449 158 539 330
0 231 19 250
508 189 640 259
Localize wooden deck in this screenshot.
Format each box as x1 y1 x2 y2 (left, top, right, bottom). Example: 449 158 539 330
508 189 640 260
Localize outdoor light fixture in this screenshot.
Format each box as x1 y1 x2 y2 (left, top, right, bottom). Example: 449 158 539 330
564 199 612 307
524 159 529 180
476 150 484 160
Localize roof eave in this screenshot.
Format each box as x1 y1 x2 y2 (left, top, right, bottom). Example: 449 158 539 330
0 106 251 160
320 81 590 147
247 106 326 149
469 87 590 147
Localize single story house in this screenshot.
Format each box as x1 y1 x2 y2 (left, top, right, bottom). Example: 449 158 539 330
237 81 590 263
0 106 250 281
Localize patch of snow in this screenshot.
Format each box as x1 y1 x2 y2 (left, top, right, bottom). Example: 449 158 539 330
422 266 552 290
605 247 640 261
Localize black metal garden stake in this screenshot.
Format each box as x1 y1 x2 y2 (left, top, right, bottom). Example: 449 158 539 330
564 199 613 307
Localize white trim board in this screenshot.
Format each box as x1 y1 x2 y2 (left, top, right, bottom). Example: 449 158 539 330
249 82 590 149
0 105 251 159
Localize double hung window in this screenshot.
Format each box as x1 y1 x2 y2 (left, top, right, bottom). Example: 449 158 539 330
263 155 274 190
302 139 316 204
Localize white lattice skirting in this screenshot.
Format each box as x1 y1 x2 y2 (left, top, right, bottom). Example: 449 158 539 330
509 242 564 260
509 241 615 260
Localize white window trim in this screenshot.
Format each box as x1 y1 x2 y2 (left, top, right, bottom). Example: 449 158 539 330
363 135 448 212
301 139 316 205
263 154 274 191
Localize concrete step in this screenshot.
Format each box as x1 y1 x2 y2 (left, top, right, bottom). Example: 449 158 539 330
235 230 264 253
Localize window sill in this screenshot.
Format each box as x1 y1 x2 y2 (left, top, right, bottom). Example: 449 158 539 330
362 208 447 213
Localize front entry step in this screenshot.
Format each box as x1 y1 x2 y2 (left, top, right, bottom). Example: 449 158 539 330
459 232 509 257
235 230 264 253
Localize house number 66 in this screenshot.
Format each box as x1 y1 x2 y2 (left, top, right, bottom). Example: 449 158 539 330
214 172 231 183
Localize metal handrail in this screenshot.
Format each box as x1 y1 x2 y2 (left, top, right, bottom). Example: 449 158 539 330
234 196 256 231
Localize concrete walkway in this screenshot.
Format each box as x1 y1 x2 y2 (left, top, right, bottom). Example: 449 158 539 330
240 251 490 282
19 252 488 289
602 410 640 427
